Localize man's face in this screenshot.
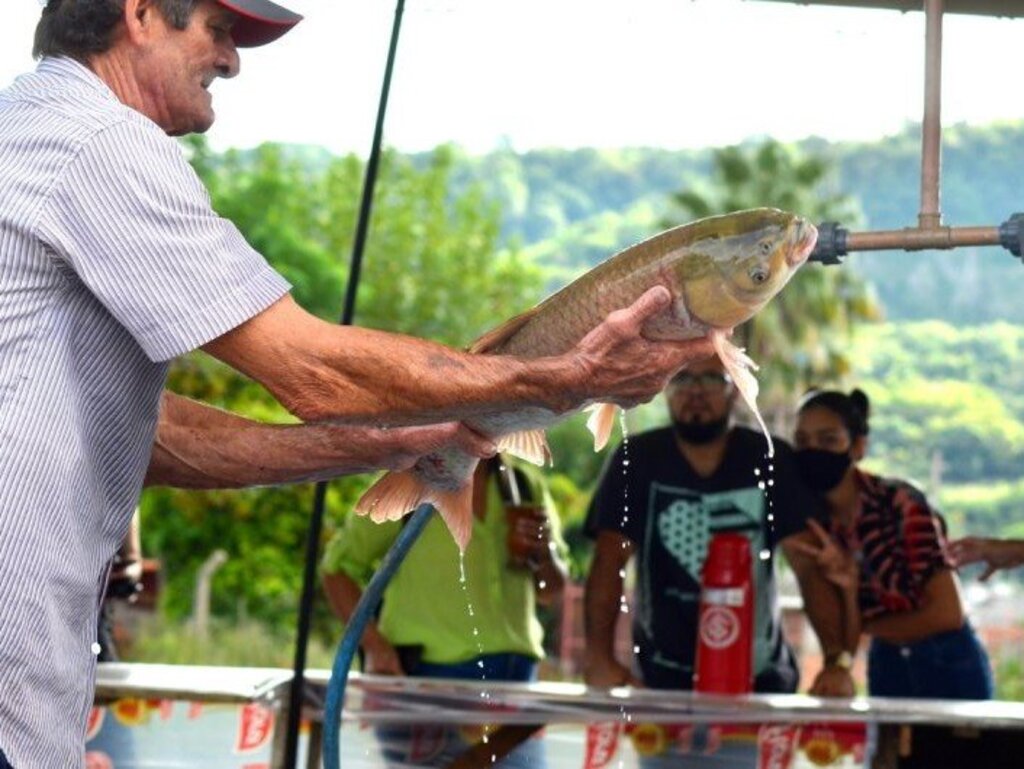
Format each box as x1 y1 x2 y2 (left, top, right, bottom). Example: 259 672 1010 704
133 0 241 135
666 358 735 427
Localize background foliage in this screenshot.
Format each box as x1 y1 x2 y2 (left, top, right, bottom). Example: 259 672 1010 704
134 123 1024 666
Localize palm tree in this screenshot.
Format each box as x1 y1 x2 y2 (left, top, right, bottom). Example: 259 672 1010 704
664 140 881 428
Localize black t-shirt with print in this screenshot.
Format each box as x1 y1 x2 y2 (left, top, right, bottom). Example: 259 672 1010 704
585 426 815 691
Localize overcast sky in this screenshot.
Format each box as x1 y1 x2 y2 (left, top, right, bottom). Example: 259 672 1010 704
3 1 1023 155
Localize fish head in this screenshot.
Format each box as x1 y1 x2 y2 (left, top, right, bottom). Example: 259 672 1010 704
679 208 817 329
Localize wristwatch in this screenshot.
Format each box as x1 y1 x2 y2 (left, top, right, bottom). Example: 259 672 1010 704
825 651 854 671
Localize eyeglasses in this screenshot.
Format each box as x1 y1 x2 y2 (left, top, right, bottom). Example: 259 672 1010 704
669 372 733 393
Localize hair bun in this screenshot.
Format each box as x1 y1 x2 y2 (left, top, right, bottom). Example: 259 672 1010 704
849 389 869 415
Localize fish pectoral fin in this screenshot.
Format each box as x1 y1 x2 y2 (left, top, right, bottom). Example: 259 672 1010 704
496 430 551 466
467 306 541 354
355 469 428 523
585 403 619 451
355 470 476 551
710 330 774 457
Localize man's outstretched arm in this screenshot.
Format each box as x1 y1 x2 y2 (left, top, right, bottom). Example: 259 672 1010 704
144 392 495 489
202 288 714 426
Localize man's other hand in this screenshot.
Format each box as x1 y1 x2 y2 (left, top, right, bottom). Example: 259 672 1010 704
342 422 496 473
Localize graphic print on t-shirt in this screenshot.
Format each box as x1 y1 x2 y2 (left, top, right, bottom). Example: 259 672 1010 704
648 484 765 581
637 482 772 680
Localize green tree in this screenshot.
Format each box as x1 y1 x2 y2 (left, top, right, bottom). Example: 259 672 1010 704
664 140 881 423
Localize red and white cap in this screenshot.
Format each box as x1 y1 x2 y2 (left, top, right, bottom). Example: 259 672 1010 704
215 0 303 48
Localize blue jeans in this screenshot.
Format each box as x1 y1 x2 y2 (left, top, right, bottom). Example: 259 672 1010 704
868 623 994 699
377 653 547 768
411 652 539 682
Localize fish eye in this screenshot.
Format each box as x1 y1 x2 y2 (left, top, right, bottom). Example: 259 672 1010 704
749 266 770 285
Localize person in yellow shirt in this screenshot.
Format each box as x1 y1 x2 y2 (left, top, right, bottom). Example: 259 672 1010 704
321 454 567 767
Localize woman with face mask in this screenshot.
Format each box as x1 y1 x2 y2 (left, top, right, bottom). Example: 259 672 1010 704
791 388 992 700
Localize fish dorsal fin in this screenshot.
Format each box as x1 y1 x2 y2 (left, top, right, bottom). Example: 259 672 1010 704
496 429 552 466
585 403 620 451
468 306 540 354
710 330 774 458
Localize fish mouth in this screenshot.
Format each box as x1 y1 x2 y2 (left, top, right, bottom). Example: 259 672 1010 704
788 219 818 267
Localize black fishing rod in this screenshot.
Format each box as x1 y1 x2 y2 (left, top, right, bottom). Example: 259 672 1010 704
282 0 408 765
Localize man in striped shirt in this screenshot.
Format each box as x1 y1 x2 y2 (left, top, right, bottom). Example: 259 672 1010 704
0 1 712 765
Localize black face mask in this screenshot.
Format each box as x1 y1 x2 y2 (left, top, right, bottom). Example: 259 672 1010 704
795 448 852 492
672 415 729 445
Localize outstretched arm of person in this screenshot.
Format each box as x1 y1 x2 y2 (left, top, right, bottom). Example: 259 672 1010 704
202 288 714 426
784 522 859 696
584 531 642 688
144 391 495 489
948 536 1024 581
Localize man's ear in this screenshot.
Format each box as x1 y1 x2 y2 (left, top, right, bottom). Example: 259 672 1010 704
123 0 161 45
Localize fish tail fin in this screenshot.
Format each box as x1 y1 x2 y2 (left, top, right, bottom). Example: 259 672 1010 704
710 330 774 457
585 403 620 451
354 470 476 551
496 429 551 466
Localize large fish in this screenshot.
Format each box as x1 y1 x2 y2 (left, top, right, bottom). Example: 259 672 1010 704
356 208 817 549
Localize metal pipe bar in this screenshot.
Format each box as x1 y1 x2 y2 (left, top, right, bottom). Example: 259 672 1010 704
919 0 944 229
846 225 1000 252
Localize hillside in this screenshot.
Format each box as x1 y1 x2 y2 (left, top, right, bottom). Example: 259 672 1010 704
438 122 1024 323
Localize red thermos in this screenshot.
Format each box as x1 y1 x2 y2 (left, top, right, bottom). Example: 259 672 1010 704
694 533 754 694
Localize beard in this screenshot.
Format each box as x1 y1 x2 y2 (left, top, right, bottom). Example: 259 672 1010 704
671 414 730 445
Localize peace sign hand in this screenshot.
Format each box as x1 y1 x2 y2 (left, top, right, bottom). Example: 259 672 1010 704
790 519 859 592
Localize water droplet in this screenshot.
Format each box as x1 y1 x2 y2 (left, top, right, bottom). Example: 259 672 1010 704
538 580 547 589
759 549 771 561
633 645 640 654
622 459 630 466
619 569 626 579
768 514 775 522
478 660 485 668
769 465 775 472
620 605 629 614
767 479 774 487
757 481 766 491
754 468 761 476
482 734 489 744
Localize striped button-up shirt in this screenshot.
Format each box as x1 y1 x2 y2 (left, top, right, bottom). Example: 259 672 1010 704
0 57 290 767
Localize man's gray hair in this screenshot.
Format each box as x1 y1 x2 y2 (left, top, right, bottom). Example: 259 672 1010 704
33 0 199 60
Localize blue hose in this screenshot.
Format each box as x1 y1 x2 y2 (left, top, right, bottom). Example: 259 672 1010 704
322 503 434 768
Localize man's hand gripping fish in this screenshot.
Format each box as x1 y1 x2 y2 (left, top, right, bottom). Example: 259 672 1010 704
356 208 818 549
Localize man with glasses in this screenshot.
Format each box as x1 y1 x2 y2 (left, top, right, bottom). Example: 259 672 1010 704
582 356 816 694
